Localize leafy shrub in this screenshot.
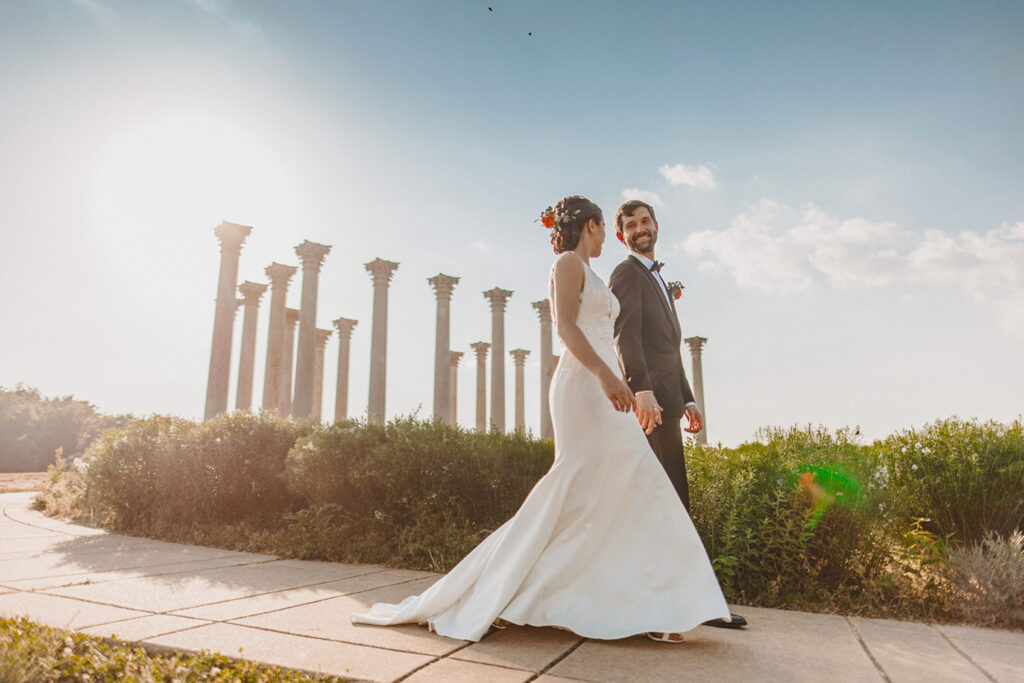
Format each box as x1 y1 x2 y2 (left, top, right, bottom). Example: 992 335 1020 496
947 530 1024 627
0 384 129 472
879 418 1024 545
284 417 553 571
81 412 314 533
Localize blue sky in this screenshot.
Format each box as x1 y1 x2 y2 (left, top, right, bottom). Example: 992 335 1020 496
1 0 1022 446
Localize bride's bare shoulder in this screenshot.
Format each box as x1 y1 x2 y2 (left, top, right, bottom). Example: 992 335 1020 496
551 251 585 277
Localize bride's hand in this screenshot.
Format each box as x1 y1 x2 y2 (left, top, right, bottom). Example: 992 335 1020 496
600 373 635 413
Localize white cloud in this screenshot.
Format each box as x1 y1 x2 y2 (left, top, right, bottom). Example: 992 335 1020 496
659 163 718 190
678 202 1024 333
620 188 663 207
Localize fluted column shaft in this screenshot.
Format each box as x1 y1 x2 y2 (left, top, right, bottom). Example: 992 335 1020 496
449 351 463 427
205 221 252 420
532 300 554 439
292 240 332 418
483 288 513 433
510 349 530 434
470 342 490 433
313 328 332 421
333 318 358 422
280 308 300 415
261 262 298 413
366 258 400 425
685 336 708 445
429 274 459 425
235 281 267 411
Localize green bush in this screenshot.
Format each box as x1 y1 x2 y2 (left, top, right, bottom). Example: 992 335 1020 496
82 412 314 532
878 418 1024 545
0 384 129 472
688 426 897 610
284 417 553 570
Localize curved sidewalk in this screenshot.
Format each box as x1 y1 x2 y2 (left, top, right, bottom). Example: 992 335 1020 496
1 492 1020 682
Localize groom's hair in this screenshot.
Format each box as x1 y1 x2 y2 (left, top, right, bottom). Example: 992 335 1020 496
615 200 658 235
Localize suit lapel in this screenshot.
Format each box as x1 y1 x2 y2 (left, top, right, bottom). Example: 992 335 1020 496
629 255 680 335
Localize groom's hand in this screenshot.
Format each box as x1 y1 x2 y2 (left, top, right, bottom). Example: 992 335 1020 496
635 391 663 435
683 405 704 434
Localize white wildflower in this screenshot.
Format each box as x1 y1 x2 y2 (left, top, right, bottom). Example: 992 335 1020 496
922 446 931 455
374 510 384 521
911 463 918 471
915 442 922 449
901 446 907 453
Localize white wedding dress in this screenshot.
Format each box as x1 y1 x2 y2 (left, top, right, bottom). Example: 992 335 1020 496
351 260 730 641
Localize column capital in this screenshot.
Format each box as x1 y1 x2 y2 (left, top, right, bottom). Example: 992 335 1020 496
284 307 301 328
531 299 551 323
365 258 400 287
238 280 268 304
265 262 298 286
428 273 460 300
684 336 708 354
470 341 491 359
295 240 331 271
450 350 464 367
316 328 333 349
332 317 358 339
214 220 252 252
483 287 514 312
510 349 530 366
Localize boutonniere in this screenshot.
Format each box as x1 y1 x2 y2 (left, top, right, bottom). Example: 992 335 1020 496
667 281 685 300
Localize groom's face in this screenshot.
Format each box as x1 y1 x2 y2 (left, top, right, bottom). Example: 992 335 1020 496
620 207 658 255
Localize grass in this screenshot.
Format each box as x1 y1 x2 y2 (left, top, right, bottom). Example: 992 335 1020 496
0 471 47 494
0 616 347 682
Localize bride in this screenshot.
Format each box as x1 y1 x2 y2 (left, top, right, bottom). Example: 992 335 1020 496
351 195 730 642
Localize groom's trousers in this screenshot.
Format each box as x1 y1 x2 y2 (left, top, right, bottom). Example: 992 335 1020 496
646 418 690 512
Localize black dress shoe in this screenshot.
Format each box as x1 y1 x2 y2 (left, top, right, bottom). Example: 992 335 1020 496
703 613 747 629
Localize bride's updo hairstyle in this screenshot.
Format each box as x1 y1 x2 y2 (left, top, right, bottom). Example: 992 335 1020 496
550 195 603 254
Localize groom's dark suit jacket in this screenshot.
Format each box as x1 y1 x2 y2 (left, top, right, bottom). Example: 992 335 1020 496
609 254 696 419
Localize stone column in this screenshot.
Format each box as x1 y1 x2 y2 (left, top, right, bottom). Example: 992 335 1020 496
366 258 400 424
428 274 460 425
483 288 513 432
312 328 333 421
449 351 463 427
531 299 554 439
292 240 332 418
510 349 530 434
261 262 298 413
279 308 300 415
333 317 358 422
205 221 252 420
235 281 267 411
470 342 490 433
685 336 708 445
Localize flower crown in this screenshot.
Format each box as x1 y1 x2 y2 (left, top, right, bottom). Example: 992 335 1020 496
538 205 581 230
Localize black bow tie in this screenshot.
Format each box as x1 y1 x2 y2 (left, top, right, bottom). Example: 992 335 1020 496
650 261 665 273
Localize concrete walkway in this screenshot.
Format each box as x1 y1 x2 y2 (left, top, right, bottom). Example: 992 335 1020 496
2 492 1021 683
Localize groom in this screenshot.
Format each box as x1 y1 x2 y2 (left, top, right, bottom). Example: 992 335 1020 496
609 199 746 630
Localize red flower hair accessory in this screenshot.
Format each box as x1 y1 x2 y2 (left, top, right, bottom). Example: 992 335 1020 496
539 206 556 229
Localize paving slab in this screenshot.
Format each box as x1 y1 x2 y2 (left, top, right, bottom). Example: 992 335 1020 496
404 657 535 682
79 614 213 641
2 555 264 590
0 590 149 629
146 621 433 682
549 606 882 683
936 624 1024 683
453 623 582 672
170 568 427 621
234 576 465 656
42 558 312 612
849 616 986 682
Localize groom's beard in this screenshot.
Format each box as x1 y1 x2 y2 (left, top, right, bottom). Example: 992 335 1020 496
628 231 656 255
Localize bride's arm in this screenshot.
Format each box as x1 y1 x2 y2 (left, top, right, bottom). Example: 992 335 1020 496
552 253 635 413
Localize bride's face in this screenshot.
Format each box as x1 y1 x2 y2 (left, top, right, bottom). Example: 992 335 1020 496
587 217 606 257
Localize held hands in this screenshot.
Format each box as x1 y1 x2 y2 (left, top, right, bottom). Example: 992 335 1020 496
635 391 663 435
600 372 636 413
683 404 704 434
